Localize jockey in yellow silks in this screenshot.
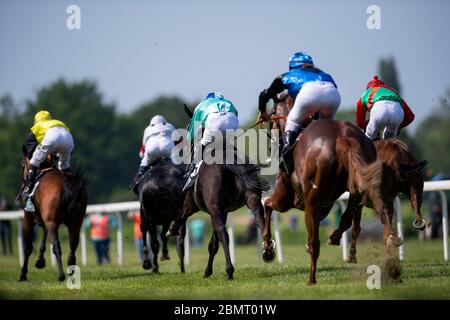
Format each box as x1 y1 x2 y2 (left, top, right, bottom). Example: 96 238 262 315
22 110 74 199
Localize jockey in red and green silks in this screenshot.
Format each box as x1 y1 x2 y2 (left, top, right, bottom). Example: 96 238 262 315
356 76 415 140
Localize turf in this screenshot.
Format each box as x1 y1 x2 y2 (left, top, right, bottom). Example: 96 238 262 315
0 237 449 300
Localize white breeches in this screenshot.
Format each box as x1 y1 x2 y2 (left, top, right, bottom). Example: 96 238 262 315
30 126 74 170
365 100 404 140
200 112 239 146
285 81 341 132
140 136 174 167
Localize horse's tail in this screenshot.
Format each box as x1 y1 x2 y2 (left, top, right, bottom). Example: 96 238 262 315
62 165 88 215
337 136 386 213
223 163 271 194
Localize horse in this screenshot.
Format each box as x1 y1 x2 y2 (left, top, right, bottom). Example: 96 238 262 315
328 139 427 263
138 159 187 274
166 150 271 280
18 146 88 282
263 119 399 285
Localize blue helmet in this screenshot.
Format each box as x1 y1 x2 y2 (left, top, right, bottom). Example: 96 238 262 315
205 92 224 100
289 52 313 70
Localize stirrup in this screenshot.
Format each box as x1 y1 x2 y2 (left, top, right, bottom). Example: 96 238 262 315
25 197 35 213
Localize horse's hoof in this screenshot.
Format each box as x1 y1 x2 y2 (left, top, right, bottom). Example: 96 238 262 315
413 219 426 231
166 229 179 238
35 259 46 269
347 255 357 264
203 272 212 279
227 275 234 281
18 275 27 282
142 260 152 270
152 268 159 274
262 249 276 263
160 254 170 261
58 274 65 282
387 235 403 248
327 237 340 246
307 280 316 286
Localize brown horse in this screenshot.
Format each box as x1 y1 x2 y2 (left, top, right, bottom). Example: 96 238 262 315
263 119 397 285
167 154 270 280
328 139 427 263
18 146 88 281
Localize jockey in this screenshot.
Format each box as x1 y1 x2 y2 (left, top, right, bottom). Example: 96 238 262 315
356 75 415 140
22 110 74 199
258 52 341 157
183 92 239 190
131 115 176 193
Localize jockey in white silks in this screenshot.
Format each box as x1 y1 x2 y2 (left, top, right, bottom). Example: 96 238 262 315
131 115 176 194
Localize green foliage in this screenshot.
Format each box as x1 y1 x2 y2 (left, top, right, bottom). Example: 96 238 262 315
1 77 450 205
378 57 401 94
416 89 450 175
0 79 193 204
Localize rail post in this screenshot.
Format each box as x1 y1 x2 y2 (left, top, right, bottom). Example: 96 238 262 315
438 191 448 261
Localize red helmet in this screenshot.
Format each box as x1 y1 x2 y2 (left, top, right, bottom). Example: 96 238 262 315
366 75 385 89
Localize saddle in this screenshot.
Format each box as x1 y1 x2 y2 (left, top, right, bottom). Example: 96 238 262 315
23 166 56 213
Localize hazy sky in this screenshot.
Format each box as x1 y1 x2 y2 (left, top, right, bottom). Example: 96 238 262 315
1 0 449 130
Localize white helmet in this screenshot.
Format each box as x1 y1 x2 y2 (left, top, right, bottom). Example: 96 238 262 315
150 115 167 126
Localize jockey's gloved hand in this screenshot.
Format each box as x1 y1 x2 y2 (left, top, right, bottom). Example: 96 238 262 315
258 89 268 113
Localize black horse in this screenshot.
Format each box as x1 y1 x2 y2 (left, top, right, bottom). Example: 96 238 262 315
138 159 187 273
167 152 272 280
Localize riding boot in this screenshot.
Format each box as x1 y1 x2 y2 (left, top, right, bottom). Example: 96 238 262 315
131 165 149 195
22 165 38 200
182 144 205 192
281 129 300 174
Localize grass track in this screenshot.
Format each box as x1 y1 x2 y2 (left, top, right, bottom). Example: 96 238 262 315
0 238 449 300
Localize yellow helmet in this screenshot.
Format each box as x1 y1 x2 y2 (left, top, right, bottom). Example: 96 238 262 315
34 110 52 124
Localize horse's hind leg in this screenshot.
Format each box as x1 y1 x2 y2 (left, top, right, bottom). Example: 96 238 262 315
35 227 47 269
19 215 36 281
46 222 65 282
328 193 360 246
67 223 82 266
211 211 234 280
261 197 276 263
167 190 198 237
176 222 187 273
160 223 170 261
348 206 362 263
204 231 219 278
410 183 426 231
140 207 152 270
149 223 160 273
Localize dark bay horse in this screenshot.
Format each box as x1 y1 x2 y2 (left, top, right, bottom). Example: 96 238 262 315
138 159 187 274
167 154 270 280
328 139 427 263
18 146 88 281
263 119 398 285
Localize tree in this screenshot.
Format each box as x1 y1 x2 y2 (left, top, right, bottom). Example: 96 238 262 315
415 88 450 175
378 57 401 94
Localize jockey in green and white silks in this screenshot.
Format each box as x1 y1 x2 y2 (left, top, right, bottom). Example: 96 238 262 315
183 92 239 191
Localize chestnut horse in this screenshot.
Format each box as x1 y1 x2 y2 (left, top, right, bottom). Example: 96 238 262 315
263 119 397 285
328 139 427 263
18 146 87 281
